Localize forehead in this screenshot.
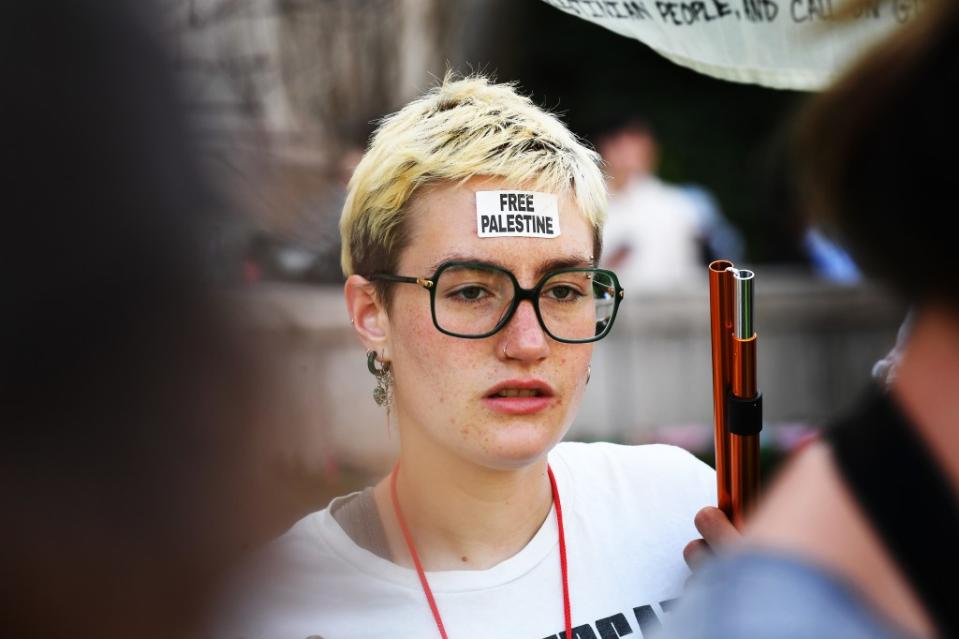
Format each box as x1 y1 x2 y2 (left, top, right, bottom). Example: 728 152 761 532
399 177 595 278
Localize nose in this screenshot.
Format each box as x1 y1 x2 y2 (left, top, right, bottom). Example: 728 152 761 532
498 298 550 361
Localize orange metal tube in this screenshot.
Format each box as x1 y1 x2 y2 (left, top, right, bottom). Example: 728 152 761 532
730 335 760 528
708 260 735 518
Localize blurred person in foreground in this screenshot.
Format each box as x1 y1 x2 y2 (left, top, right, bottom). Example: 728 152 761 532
662 1 959 637
220 75 718 639
1 2 276 637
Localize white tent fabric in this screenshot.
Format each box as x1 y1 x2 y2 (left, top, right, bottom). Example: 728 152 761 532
541 0 920 90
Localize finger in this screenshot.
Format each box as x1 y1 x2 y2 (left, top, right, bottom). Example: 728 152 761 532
694 506 740 549
683 538 710 570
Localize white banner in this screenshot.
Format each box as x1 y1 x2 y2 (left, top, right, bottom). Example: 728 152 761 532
541 0 923 90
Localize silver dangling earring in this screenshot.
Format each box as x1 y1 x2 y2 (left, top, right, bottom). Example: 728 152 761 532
586 364 591 385
367 350 393 412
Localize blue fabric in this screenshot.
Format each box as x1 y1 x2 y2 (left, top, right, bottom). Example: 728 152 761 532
804 227 862 284
656 551 913 639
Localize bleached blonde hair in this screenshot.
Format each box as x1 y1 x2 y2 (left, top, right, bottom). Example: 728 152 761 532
340 74 607 286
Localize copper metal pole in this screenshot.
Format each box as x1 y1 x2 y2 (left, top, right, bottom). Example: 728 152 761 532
730 338 760 527
729 268 761 528
708 260 735 518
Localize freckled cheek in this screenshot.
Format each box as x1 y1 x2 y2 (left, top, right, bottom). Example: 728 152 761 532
392 294 435 347
394 303 479 405
458 419 487 449
440 344 488 409
553 346 592 395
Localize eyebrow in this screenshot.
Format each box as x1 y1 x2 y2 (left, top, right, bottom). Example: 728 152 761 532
426 254 595 276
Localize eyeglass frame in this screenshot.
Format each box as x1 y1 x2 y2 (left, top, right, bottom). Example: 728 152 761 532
369 260 625 344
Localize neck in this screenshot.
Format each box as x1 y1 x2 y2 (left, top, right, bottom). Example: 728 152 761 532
891 304 959 491
372 429 554 571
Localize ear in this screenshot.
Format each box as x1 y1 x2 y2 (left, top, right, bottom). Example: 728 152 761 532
344 274 391 359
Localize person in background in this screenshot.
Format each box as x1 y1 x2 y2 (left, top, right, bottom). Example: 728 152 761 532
1 2 276 637
595 118 742 291
679 183 746 266
661 0 959 636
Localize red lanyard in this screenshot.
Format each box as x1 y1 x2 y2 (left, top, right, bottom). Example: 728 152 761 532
390 463 572 639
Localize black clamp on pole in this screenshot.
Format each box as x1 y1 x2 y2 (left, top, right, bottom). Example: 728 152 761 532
727 392 763 436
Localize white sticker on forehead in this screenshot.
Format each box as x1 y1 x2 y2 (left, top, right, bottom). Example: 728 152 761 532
475 191 561 239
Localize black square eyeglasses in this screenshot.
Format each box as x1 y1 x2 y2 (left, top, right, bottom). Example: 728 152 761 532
371 261 625 344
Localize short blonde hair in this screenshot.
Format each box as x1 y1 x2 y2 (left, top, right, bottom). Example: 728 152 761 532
340 74 607 283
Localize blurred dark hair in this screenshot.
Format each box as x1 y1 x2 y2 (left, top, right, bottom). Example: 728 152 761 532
796 0 959 308
590 115 656 147
2 1 272 636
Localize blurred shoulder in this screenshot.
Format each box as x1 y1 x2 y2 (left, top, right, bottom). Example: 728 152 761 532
238 511 325 579
666 550 909 639
215 509 337 628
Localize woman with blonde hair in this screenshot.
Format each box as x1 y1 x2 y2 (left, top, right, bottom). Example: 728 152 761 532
225 75 716 639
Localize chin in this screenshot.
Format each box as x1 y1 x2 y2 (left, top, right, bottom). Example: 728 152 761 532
470 419 566 471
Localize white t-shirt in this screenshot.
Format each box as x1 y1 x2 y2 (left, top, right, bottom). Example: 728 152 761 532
220 442 715 639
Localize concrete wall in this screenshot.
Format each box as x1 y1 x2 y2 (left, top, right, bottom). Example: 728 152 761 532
238 270 906 473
